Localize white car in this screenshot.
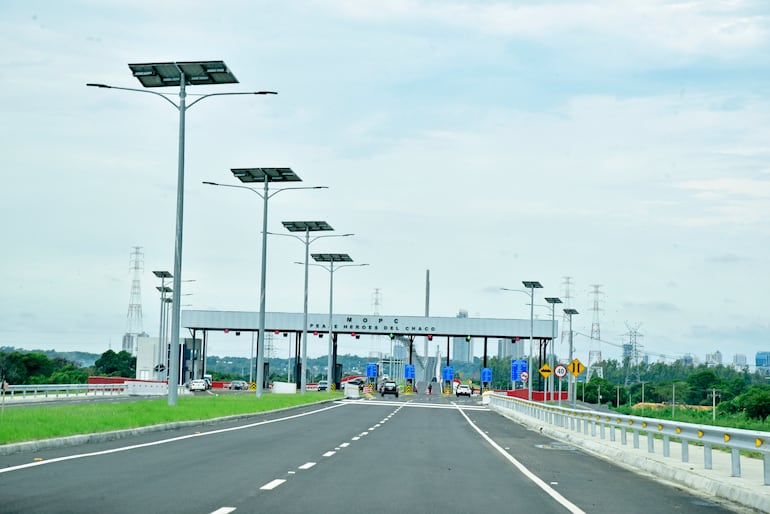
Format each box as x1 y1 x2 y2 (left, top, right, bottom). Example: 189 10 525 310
456 384 472 397
189 379 208 392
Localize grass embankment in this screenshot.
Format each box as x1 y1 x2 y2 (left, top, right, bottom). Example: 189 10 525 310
0 392 343 445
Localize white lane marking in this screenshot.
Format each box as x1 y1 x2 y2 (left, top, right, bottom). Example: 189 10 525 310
322 451 335 457
339 442 350 448
455 406 586 514
0 403 346 475
351 436 361 441
260 479 286 490
211 508 236 514
299 462 316 470
288 471 296 474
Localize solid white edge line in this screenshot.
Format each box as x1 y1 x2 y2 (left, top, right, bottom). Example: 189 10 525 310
455 406 586 514
260 479 286 490
210 508 236 514
0 403 347 474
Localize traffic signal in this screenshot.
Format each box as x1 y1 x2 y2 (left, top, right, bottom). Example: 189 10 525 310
465 335 471 342
274 330 280 335
313 331 318 336
389 333 395 340
427 334 433 341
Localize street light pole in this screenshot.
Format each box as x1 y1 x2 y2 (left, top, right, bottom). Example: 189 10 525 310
153 271 172 381
310 253 369 392
204 169 327 398
522 281 543 401
88 61 276 406
271 222 353 394
564 308 579 407
544 297 562 401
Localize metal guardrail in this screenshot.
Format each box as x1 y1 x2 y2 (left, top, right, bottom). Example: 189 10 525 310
488 393 770 485
2 383 126 399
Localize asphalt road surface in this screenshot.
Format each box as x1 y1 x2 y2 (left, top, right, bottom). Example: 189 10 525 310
0 393 743 513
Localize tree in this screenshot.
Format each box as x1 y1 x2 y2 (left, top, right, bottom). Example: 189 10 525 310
94 350 136 377
739 386 770 423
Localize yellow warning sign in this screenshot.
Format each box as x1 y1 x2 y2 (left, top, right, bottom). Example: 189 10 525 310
539 364 553 378
568 359 585 377
249 382 256 391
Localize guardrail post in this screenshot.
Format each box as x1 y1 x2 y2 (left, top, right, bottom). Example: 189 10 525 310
731 448 741 478
681 439 689 463
662 434 670 457
764 454 770 486
600 423 605 439
621 427 628 446
647 431 654 453
591 419 596 437
704 443 713 470
610 425 616 442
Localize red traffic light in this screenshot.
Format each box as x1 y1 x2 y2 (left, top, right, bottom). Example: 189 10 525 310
427 334 433 340
351 332 356 337
224 329 229 334
274 330 280 335
313 331 319 336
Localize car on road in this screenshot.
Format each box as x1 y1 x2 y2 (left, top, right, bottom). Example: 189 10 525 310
188 379 208 392
228 380 248 390
381 380 399 398
318 380 329 391
456 384 472 397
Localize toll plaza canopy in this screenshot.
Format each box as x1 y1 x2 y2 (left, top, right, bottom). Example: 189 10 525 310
182 310 556 339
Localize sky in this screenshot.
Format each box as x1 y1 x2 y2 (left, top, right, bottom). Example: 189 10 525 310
2 1 770 367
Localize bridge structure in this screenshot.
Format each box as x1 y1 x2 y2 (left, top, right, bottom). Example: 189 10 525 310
181 310 557 390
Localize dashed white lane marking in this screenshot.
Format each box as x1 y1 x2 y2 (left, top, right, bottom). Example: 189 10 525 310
299 462 316 470
455 406 586 514
340 442 350 448
211 508 236 514
260 479 286 490
352 436 361 441
322 451 335 457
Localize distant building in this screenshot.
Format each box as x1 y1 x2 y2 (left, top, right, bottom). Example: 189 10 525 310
497 337 525 360
732 353 747 369
681 353 695 366
452 310 473 363
705 351 722 367
756 352 770 372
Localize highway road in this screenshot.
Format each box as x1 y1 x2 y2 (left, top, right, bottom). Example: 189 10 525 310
0 393 744 513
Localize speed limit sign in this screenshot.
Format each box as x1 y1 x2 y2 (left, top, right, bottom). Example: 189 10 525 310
554 364 568 379
520 371 529 382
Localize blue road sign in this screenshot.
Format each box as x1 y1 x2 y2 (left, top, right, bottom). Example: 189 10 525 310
481 367 492 383
510 359 528 381
366 363 378 378
404 364 415 380
442 366 454 381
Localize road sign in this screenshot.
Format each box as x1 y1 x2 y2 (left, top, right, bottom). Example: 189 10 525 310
481 367 492 383
568 359 586 377
520 371 529 382
366 363 378 378
404 364 415 380
442 366 454 381
510 359 528 381
539 364 552 378
554 364 568 378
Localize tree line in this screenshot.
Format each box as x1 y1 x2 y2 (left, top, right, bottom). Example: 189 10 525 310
0 349 135 385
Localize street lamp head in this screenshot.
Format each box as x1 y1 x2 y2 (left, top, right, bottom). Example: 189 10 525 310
522 281 543 289
86 83 111 88
564 308 579 315
254 91 278 95
545 297 562 304
202 181 220 186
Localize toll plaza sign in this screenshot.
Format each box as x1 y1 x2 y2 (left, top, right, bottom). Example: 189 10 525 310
182 310 556 340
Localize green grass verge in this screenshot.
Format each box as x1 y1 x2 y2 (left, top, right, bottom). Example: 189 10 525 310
0 392 343 445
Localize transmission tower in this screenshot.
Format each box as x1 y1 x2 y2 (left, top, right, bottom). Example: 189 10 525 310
559 276 574 352
623 323 644 385
586 284 604 380
122 247 147 354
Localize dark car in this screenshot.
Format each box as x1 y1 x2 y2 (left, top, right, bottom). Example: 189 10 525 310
344 378 366 391
381 381 399 398
228 380 248 390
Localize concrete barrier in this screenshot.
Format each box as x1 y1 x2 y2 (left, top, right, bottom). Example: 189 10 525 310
272 381 297 394
124 380 167 396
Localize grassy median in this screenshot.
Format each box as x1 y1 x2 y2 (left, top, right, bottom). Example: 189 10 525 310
0 392 344 445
